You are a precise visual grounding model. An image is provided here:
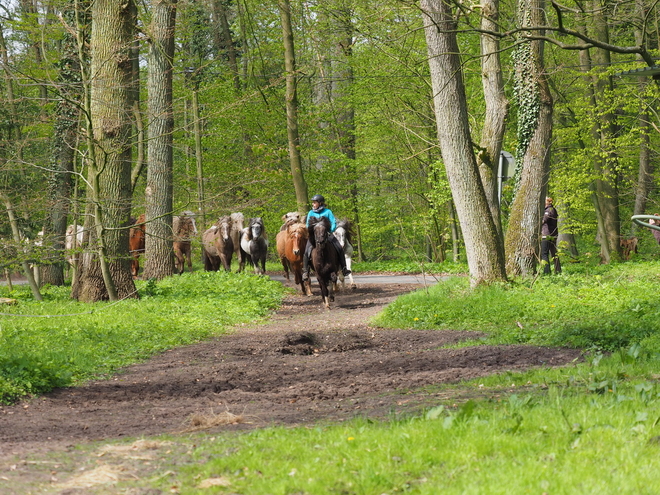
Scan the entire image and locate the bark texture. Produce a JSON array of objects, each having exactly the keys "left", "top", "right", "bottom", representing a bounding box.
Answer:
[
  {"left": 73, "top": 0, "right": 137, "bottom": 302},
  {"left": 504, "top": 0, "right": 553, "bottom": 277},
  {"left": 143, "top": 0, "right": 177, "bottom": 280},
  {"left": 421, "top": 0, "right": 506, "bottom": 285}
]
